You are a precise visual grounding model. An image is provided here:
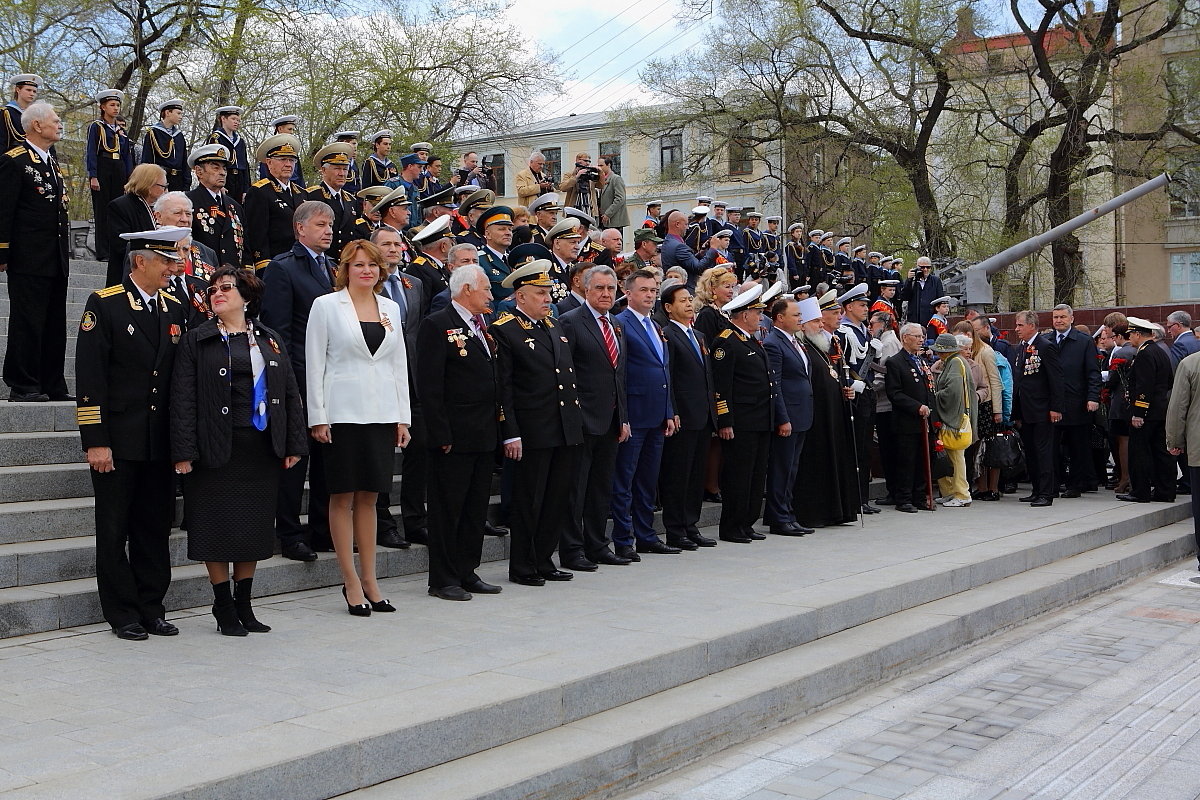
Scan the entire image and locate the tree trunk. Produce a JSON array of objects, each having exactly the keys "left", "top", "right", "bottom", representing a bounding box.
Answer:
[
  {"left": 1045, "top": 108, "right": 1090, "bottom": 305},
  {"left": 214, "top": 0, "right": 254, "bottom": 106},
  {"left": 899, "top": 152, "right": 954, "bottom": 258}
]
